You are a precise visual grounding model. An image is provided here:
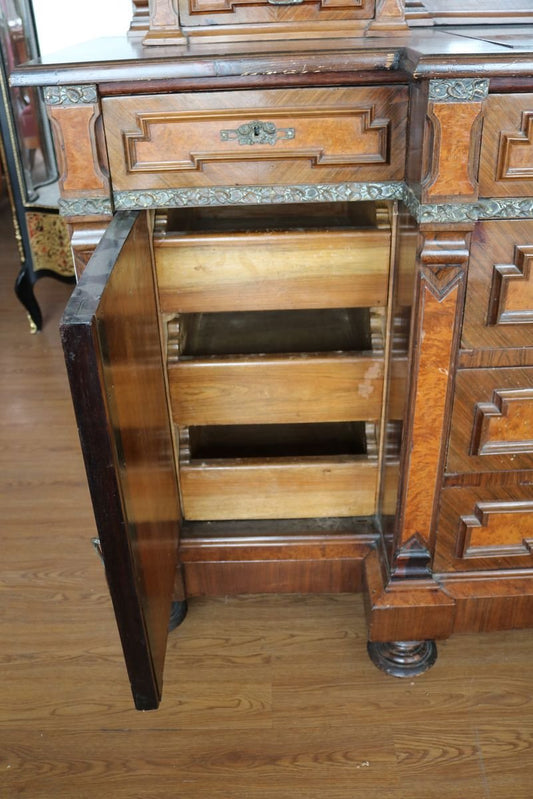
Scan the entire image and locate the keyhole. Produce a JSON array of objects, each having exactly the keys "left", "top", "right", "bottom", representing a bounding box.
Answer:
[{"left": 253, "top": 124, "right": 261, "bottom": 138}]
